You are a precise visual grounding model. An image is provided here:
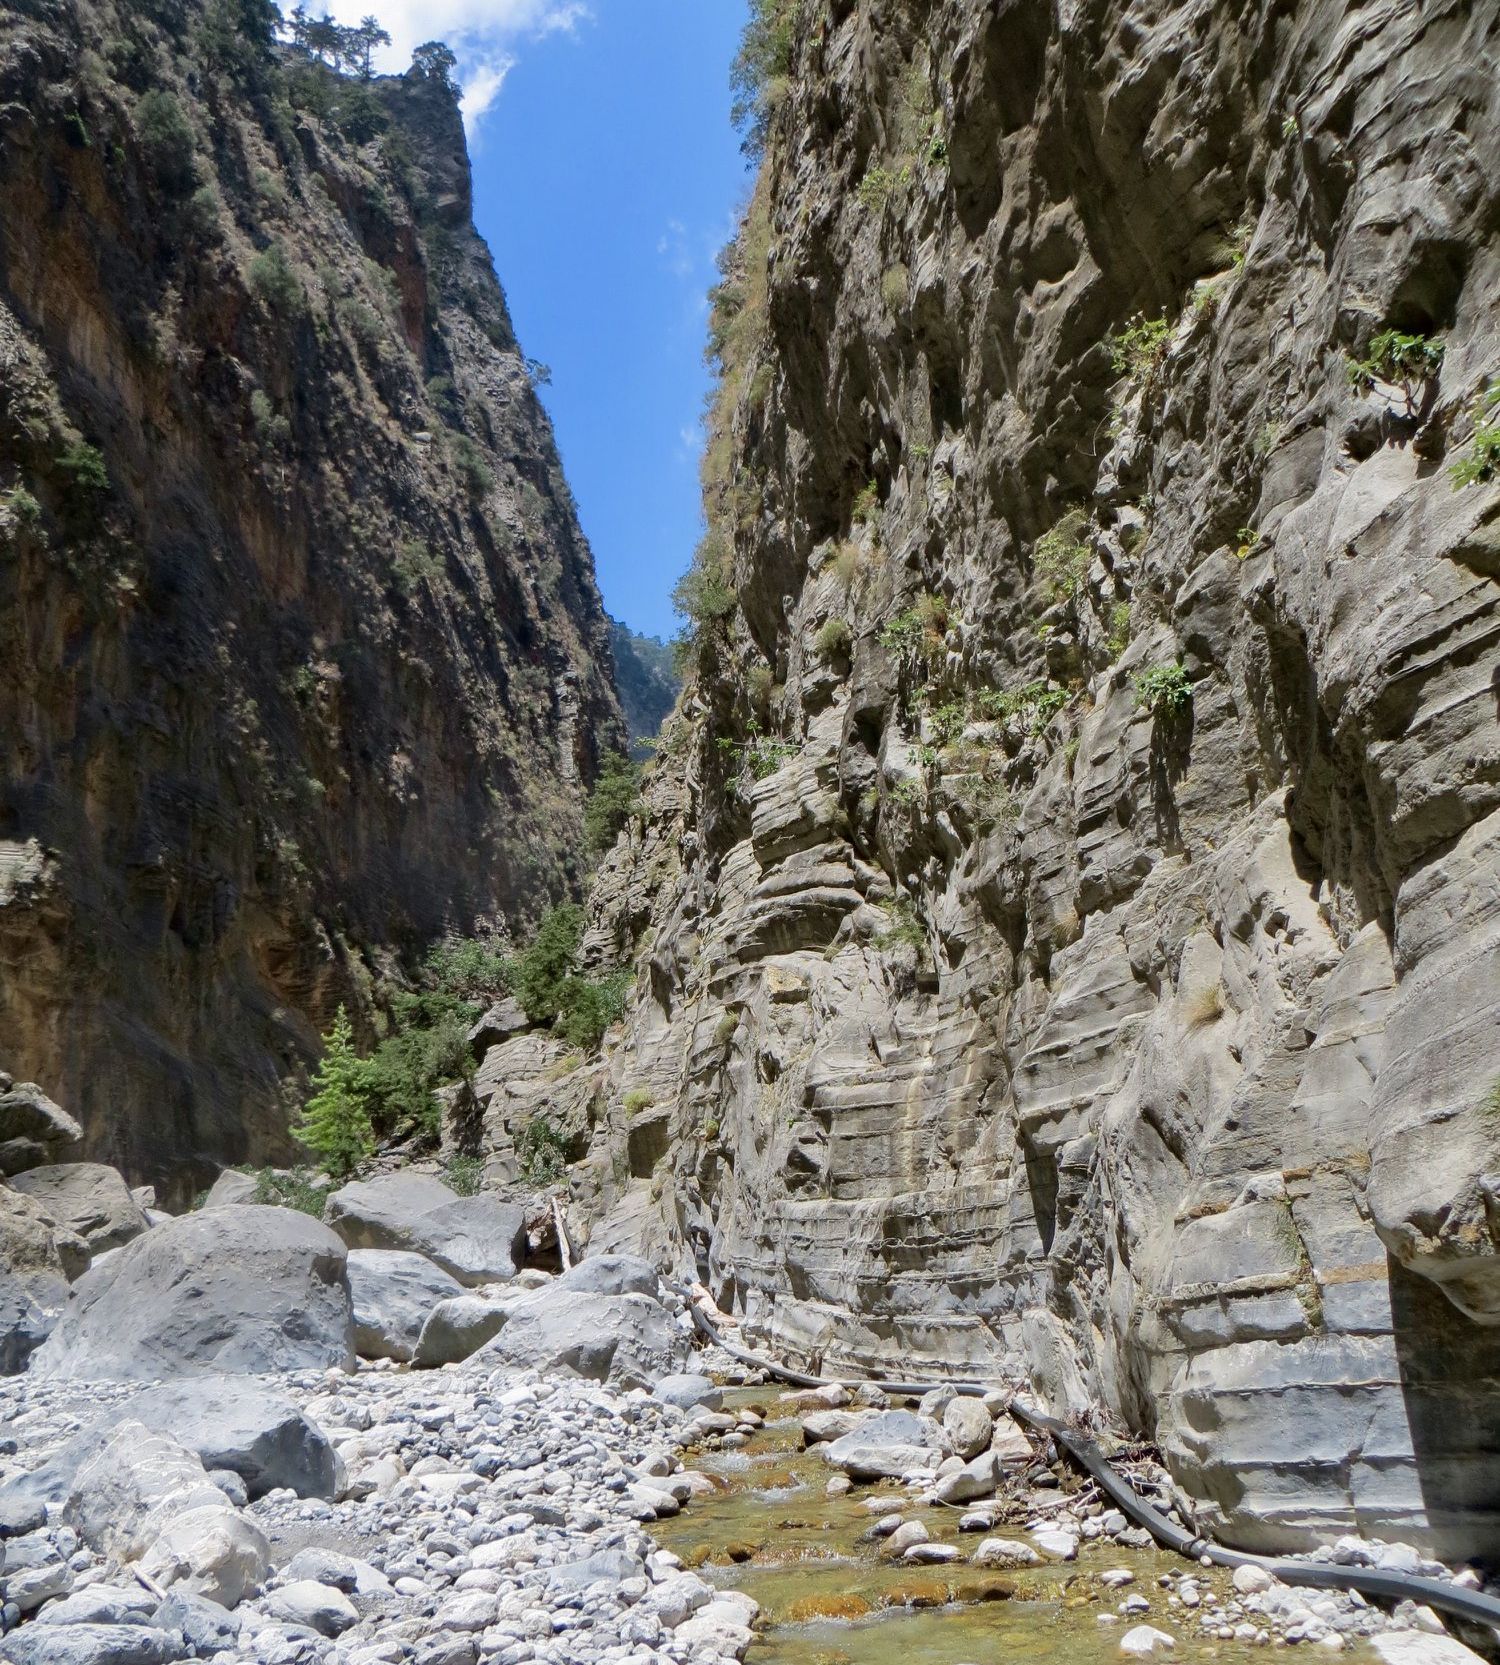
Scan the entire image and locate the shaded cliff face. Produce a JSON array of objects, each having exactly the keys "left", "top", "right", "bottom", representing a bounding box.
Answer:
[
  {"left": 0, "top": 1, "right": 622, "bottom": 1193},
  {"left": 466, "top": 0, "right": 1500, "bottom": 1558}
]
